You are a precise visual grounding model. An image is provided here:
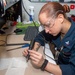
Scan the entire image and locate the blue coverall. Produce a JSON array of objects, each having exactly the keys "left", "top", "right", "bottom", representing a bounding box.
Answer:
[{"left": 34, "top": 18, "right": 75, "bottom": 75}]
